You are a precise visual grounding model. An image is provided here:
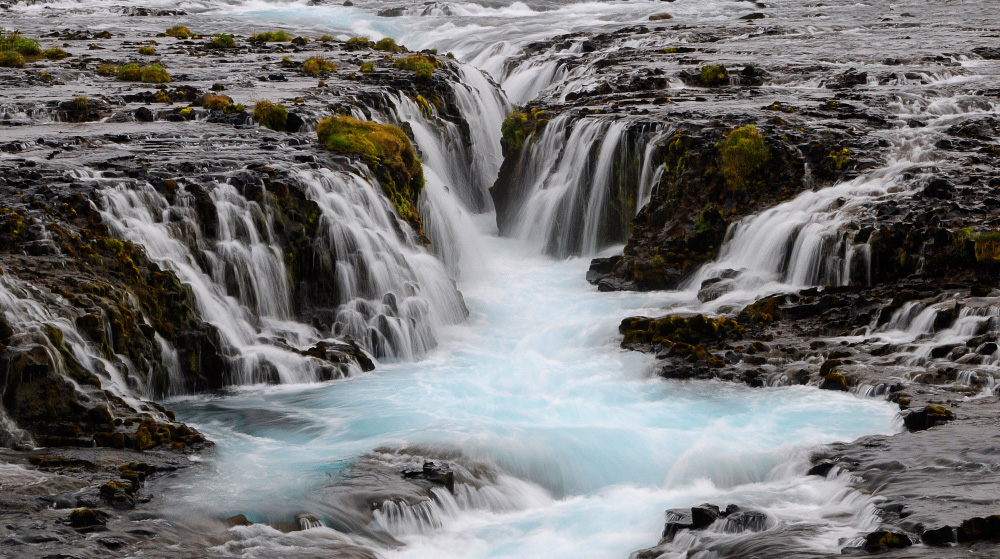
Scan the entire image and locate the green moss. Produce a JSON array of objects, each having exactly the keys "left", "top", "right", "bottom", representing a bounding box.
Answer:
[
  {"left": 718, "top": 125, "right": 770, "bottom": 191},
  {"left": 302, "top": 55, "right": 335, "bottom": 76},
  {"left": 952, "top": 227, "right": 974, "bottom": 252},
  {"left": 393, "top": 54, "right": 439, "bottom": 79},
  {"left": 203, "top": 93, "right": 233, "bottom": 112},
  {"left": 619, "top": 314, "right": 744, "bottom": 349},
  {"left": 318, "top": 34, "right": 334, "bottom": 42},
  {"left": 251, "top": 30, "right": 292, "bottom": 42},
  {"left": 649, "top": 254, "right": 665, "bottom": 267},
  {"left": 155, "top": 90, "right": 172, "bottom": 104},
  {"left": 316, "top": 116, "right": 424, "bottom": 230},
  {"left": 212, "top": 33, "right": 236, "bottom": 48},
  {"left": 345, "top": 36, "right": 372, "bottom": 50},
  {"left": 373, "top": 37, "right": 402, "bottom": 53},
  {"left": 0, "top": 31, "right": 41, "bottom": 57},
  {"left": 115, "top": 63, "right": 170, "bottom": 83},
  {"left": 164, "top": 25, "right": 192, "bottom": 39},
  {"left": 0, "top": 51, "right": 25, "bottom": 68},
  {"left": 97, "top": 63, "right": 116, "bottom": 76},
  {"left": 924, "top": 405, "right": 954, "bottom": 421},
  {"left": 699, "top": 65, "right": 729, "bottom": 86},
  {"left": 43, "top": 48, "right": 69, "bottom": 60},
  {"left": 138, "top": 46, "right": 155, "bottom": 55},
  {"left": 253, "top": 99, "right": 289, "bottom": 131},
  {"left": 73, "top": 96, "right": 88, "bottom": 110},
  {"left": 825, "top": 147, "right": 851, "bottom": 172},
  {"left": 500, "top": 108, "right": 548, "bottom": 158},
  {"left": 821, "top": 372, "right": 848, "bottom": 391},
  {"left": 359, "top": 61, "right": 374, "bottom": 72},
  {"left": 974, "top": 232, "right": 1000, "bottom": 264}
]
